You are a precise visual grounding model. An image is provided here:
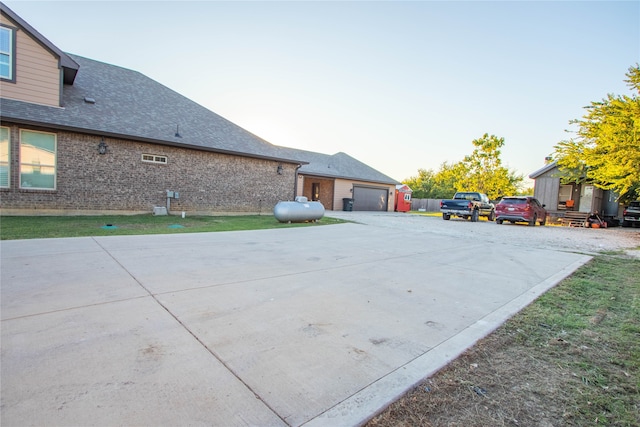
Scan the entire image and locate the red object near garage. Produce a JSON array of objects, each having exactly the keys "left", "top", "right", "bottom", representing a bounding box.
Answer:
[{"left": 395, "top": 184, "right": 412, "bottom": 212}]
